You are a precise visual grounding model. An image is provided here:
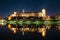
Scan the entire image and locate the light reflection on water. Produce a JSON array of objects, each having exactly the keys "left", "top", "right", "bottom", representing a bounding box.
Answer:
[
  {"left": 0, "top": 25, "right": 60, "bottom": 40},
  {"left": 0, "top": 25, "right": 60, "bottom": 36}
]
